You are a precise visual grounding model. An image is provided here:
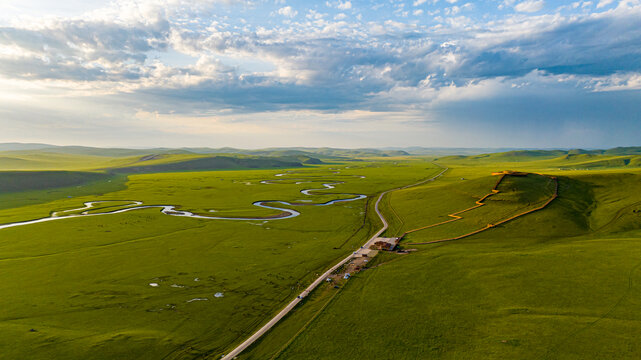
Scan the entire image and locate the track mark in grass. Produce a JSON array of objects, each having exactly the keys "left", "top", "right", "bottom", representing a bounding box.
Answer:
[
  {"left": 594, "top": 199, "right": 641, "bottom": 233},
  {"left": 543, "top": 257, "right": 641, "bottom": 360},
  {"left": 335, "top": 197, "right": 372, "bottom": 249},
  {"left": 385, "top": 191, "right": 405, "bottom": 234},
  {"left": 186, "top": 298, "right": 209, "bottom": 303},
  {"left": 269, "top": 287, "right": 343, "bottom": 360},
  {"left": 0, "top": 224, "right": 209, "bottom": 262},
  {"left": 366, "top": 251, "right": 413, "bottom": 270}
]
